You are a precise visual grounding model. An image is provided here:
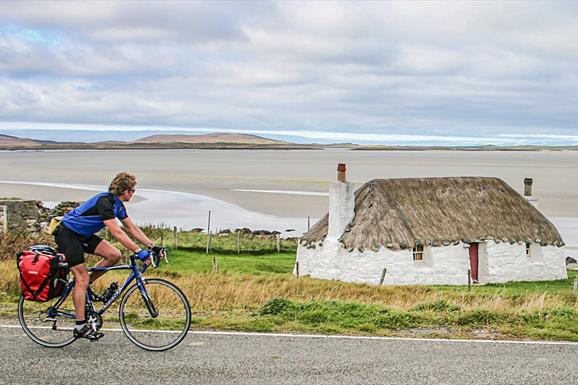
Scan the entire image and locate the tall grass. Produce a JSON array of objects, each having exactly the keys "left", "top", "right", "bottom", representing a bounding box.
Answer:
[
  {"left": 155, "top": 272, "right": 578, "bottom": 313},
  {"left": 3, "top": 260, "right": 575, "bottom": 314},
  {"left": 0, "top": 232, "right": 55, "bottom": 261},
  {"left": 2, "top": 227, "right": 577, "bottom": 341}
]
